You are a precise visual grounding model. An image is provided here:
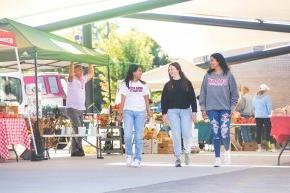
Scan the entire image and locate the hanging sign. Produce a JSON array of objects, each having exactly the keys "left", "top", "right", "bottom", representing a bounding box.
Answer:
[{"left": 0, "top": 30, "right": 16, "bottom": 47}]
